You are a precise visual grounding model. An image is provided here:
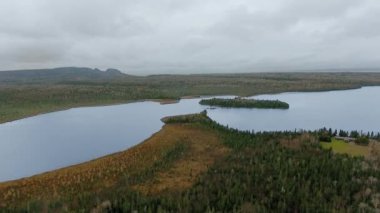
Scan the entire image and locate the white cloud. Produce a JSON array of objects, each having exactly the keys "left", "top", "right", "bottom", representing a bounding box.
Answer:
[{"left": 0, "top": 0, "right": 379, "bottom": 74}]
